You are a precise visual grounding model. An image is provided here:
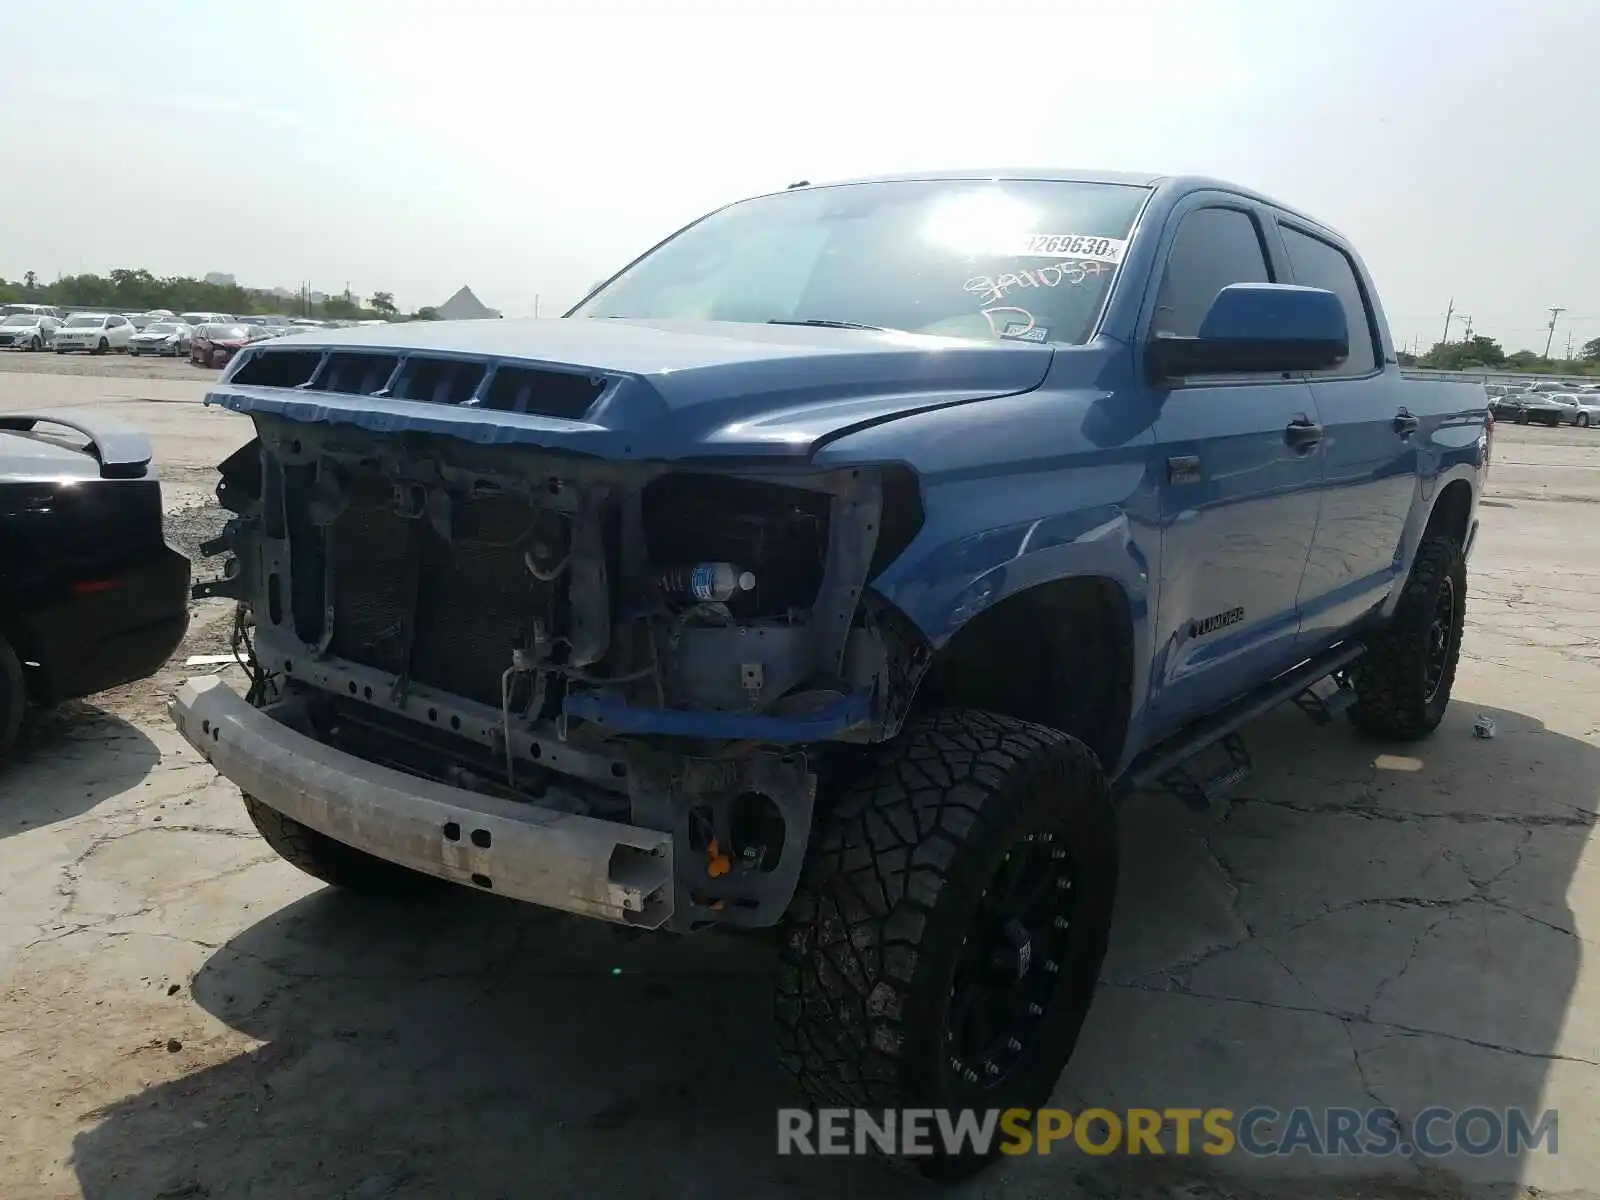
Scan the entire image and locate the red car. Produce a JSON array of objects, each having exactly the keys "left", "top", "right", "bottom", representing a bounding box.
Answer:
[{"left": 190, "top": 323, "right": 264, "bottom": 368}]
